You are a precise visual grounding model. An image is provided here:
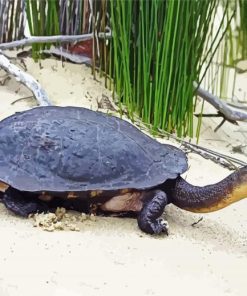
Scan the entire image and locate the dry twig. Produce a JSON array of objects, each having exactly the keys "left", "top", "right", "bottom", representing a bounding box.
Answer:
[
  {"left": 129, "top": 113, "right": 247, "bottom": 169},
  {"left": 194, "top": 82, "right": 247, "bottom": 123},
  {"left": 0, "top": 51, "right": 51, "bottom": 106},
  {"left": 191, "top": 217, "right": 204, "bottom": 227},
  {"left": 0, "top": 32, "right": 111, "bottom": 50}
]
